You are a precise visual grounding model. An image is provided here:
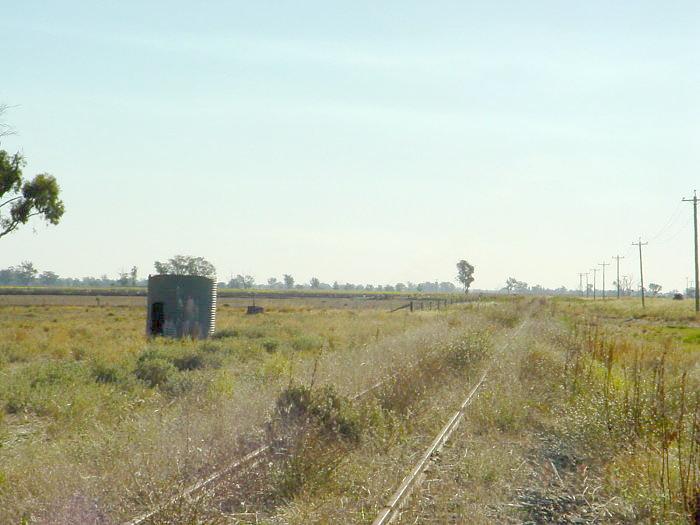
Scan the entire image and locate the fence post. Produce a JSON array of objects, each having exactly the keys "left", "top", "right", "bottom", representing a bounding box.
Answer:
[{"left": 410, "top": 301, "right": 413, "bottom": 312}]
